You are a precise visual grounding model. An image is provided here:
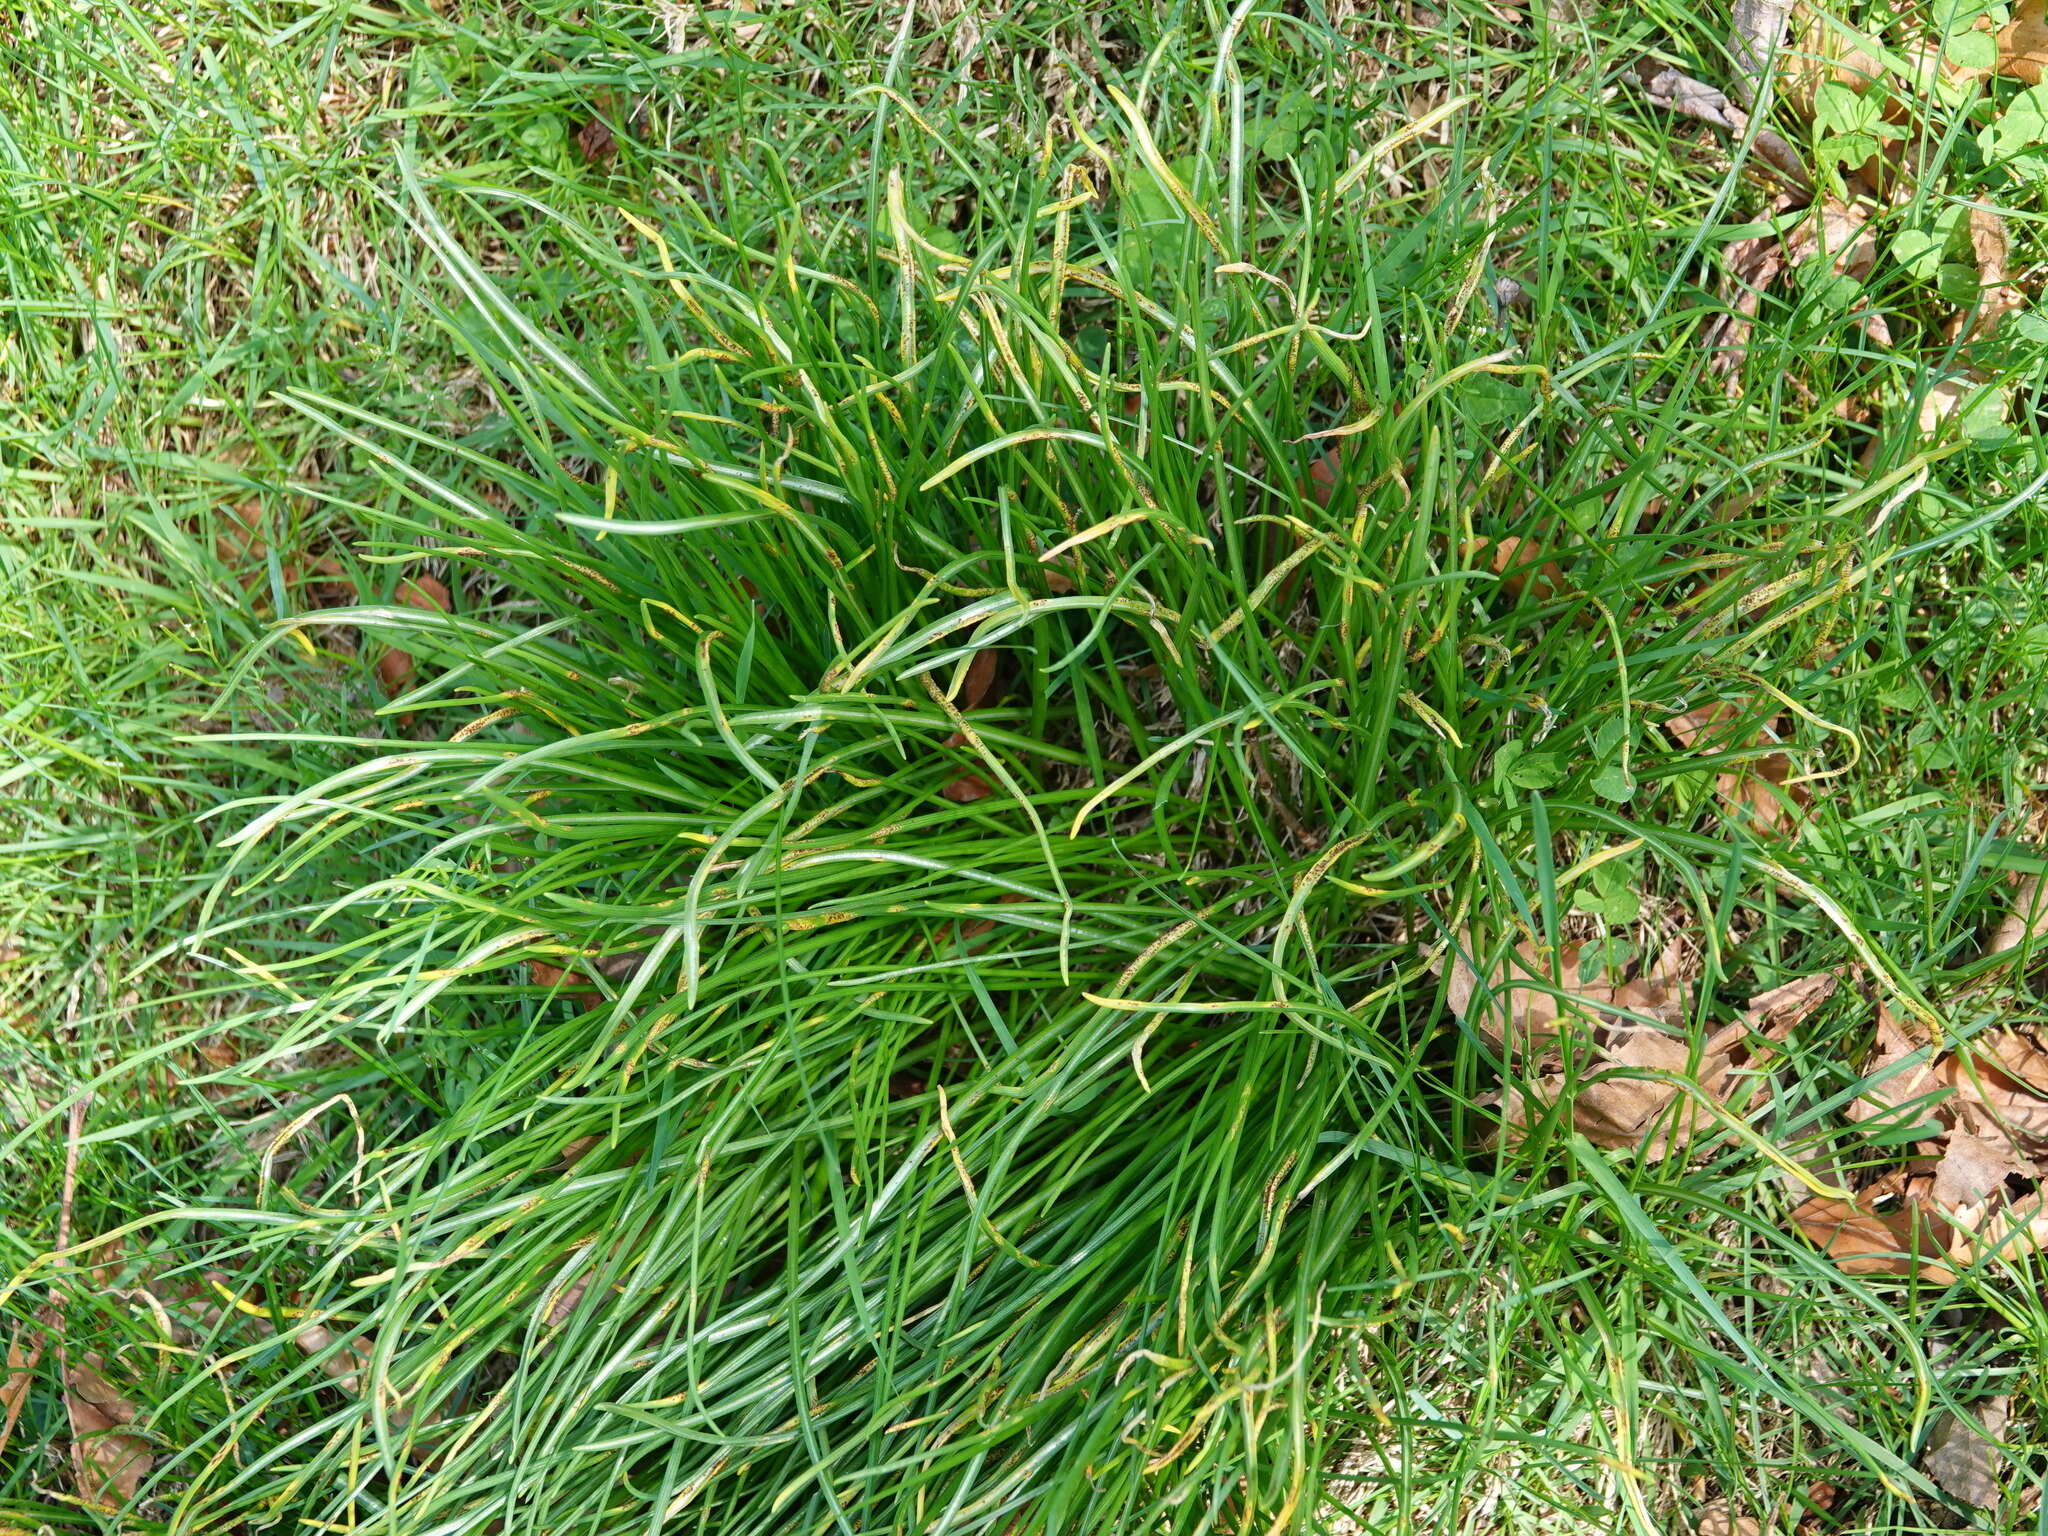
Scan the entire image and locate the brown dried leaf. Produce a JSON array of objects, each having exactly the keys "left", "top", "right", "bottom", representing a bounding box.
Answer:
[
  {"left": 545, "top": 1271, "right": 593, "bottom": 1328},
  {"left": 1637, "top": 63, "right": 1810, "bottom": 187},
  {"left": 529, "top": 959, "right": 604, "bottom": 1013},
  {"left": 1717, "top": 751, "right": 1808, "bottom": 836},
  {"left": 1919, "top": 375, "right": 1968, "bottom": 434},
  {"left": 1793, "top": 1480, "right": 1840, "bottom": 1536},
  {"left": 1950, "top": 1190, "right": 2048, "bottom": 1265},
  {"left": 1950, "top": 208, "right": 2027, "bottom": 346},
  {"left": 1922, "top": 1397, "right": 2010, "bottom": 1509},
  {"left": 215, "top": 498, "right": 268, "bottom": 571},
  {"left": 940, "top": 890, "right": 1032, "bottom": 952},
  {"left": 1471, "top": 948, "right": 1828, "bottom": 1156},
  {"left": 1696, "top": 1499, "right": 1764, "bottom": 1536},
  {"left": 214, "top": 501, "right": 353, "bottom": 601},
  {"left": 1466, "top": 535, "right": 1565, "bottom": 602},
  {"left": 1447, "top": 939, "right": 1569, "bottom": 1052},
  {"left": 1940, "top": 1030, "right": 2048, "bottom": 1148},
  {"left": 1705, "top": 200, "right": 1799, "bottom": 386},
  {"left": 66, "top": 1358, "right": 136, "bottom": 1421},
  {"left": 1306, "top": 450, "right": 1342, "bottom": 507},
  {"left": 293, "top": 1322, "right": 436, "bottom": 1431},
  {"left": 296, "top": 1323, "right": 372, "bottom": 1397},
  {"left": 1729, "top": 0, "right": 1797, "bottom": 109},
  {"left": 1564, "top": 1023, "right": 1707, "bottom": 1151},
  {"left": 1919, "top": 372, "right": 2006, "bottom": 437},
  {"left": 1665, "top": 702, "right": 1809, "bottom": 834},
  {"left": 530, "top": 942, "right": 647, "bottom": 1012},
  {"left": 1845, "top": 1004, "right": 1949, "bottom": 1128},
  {"left": 1547, "top": 971, "right": 1815, "bottom": 1155},
  {"left": 1817, "top": 198, "right": 1881, "bottom": 282},
  {"left": 1663, "top": 701, "right": 1746, "bottom": 750},
  {"left": 1743, "top": 971, "right": 1837, "bottom": 1032},
  {"left": 1999, "top": 0, "right": 2048, "bottom": 82},
  {"left": 1988, "top": 875, "right": 2048, "bottom": 958},
  {"left": 955, "top": 648, "right": 998, "bottom": 711},
  {"left": 65, "top": 1355, "right": 151, "bottom": 1506},
  {"left": 1931, "top": 1130, "right": 2025, "bottom": 1213},
  {"left": 0, "top": 1330, "right": 36, "bottom": 1464},
  {"left": 941, "top": 774, "right": 994, "bottom": 804},
  {"left": 576, "top": 114, "right": 616, "bottom": 164},
  {"left": 1790, "top": 1189, "right": 1955, "bottom": 1282},
  {"left": 377, "top": 573, "right": 453, "bottom": 697},
  {"left": 195, "top": 1032, "right": 240, "bottom": 1071}
]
